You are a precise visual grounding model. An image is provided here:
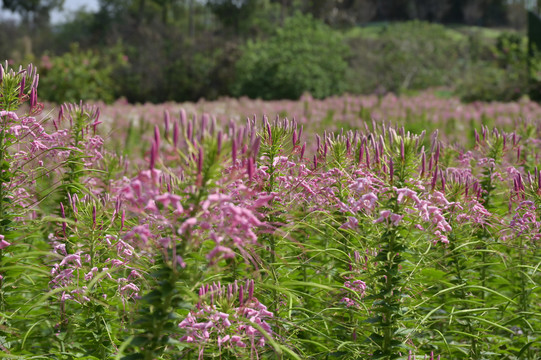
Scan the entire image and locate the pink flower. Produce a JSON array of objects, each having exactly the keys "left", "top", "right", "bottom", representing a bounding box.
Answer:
[
  {"left": 374, "top": 210, "right": 391, "bottom": 224},
  {"left": 390, "top": 213, "right": 403, "bottom": 226},
  {"left": 206, "top": 245, "right": 236, "bottom": 262},
  {"left": 0, "top": 235, "right": 10, "bottom": 250},
  {"left": 60, "top": 253, "right": 82, "bottom": 268},
  {"left": 340, "top": 216, "right": 358, "bottom": 230}
]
